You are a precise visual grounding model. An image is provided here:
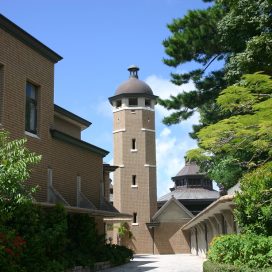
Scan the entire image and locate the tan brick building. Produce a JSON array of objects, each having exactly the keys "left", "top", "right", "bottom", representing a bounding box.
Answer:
[
  {"left": 109, "top": 66, "right": 158, "bottom": 253},
  {"left": 0, "top": 14, "right": 128, "bottom": 234}
]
